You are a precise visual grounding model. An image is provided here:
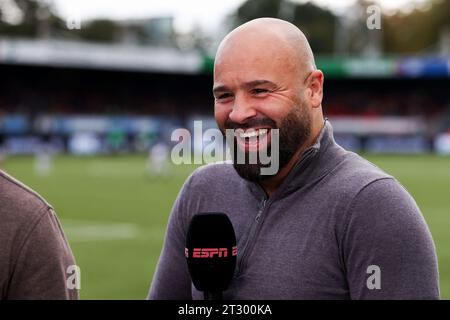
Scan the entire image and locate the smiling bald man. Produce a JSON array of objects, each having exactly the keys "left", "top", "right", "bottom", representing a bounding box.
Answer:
[{"left": 148, "top": 18, "right": 439, "bottom": 300}]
